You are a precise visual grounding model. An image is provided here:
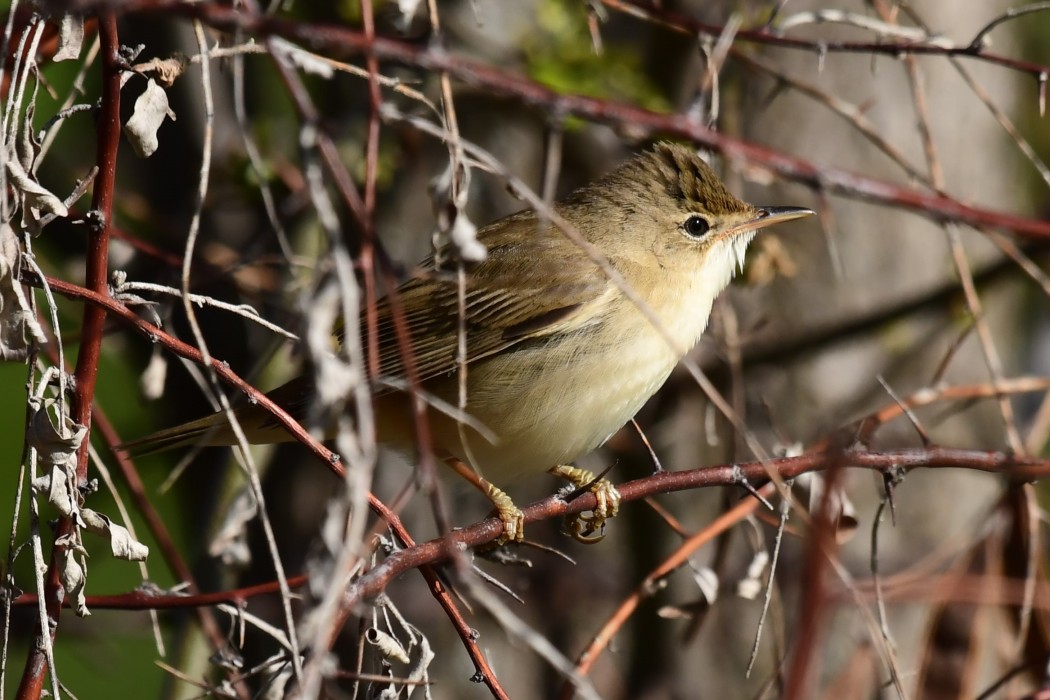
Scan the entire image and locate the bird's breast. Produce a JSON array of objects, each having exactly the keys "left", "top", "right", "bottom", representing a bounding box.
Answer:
[{"left": 439, "top": 298, "right": 710, "bottom": 483}]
